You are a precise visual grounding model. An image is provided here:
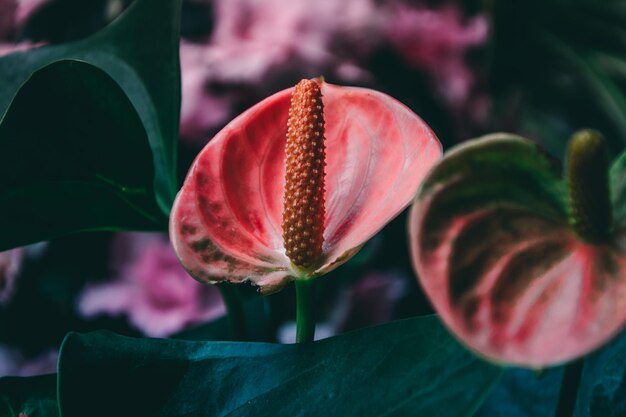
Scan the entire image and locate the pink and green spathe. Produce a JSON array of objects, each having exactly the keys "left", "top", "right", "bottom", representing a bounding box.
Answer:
[{"left": 409, "top": 131, "right": 626, "bottom": 367}]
